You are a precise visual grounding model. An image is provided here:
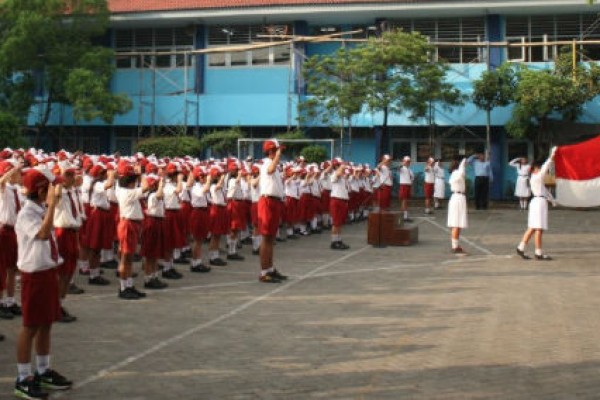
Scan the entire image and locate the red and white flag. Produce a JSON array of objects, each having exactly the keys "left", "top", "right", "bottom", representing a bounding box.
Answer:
[{"left": 555, "top": 135, "right": 600, "bottom": 207}]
